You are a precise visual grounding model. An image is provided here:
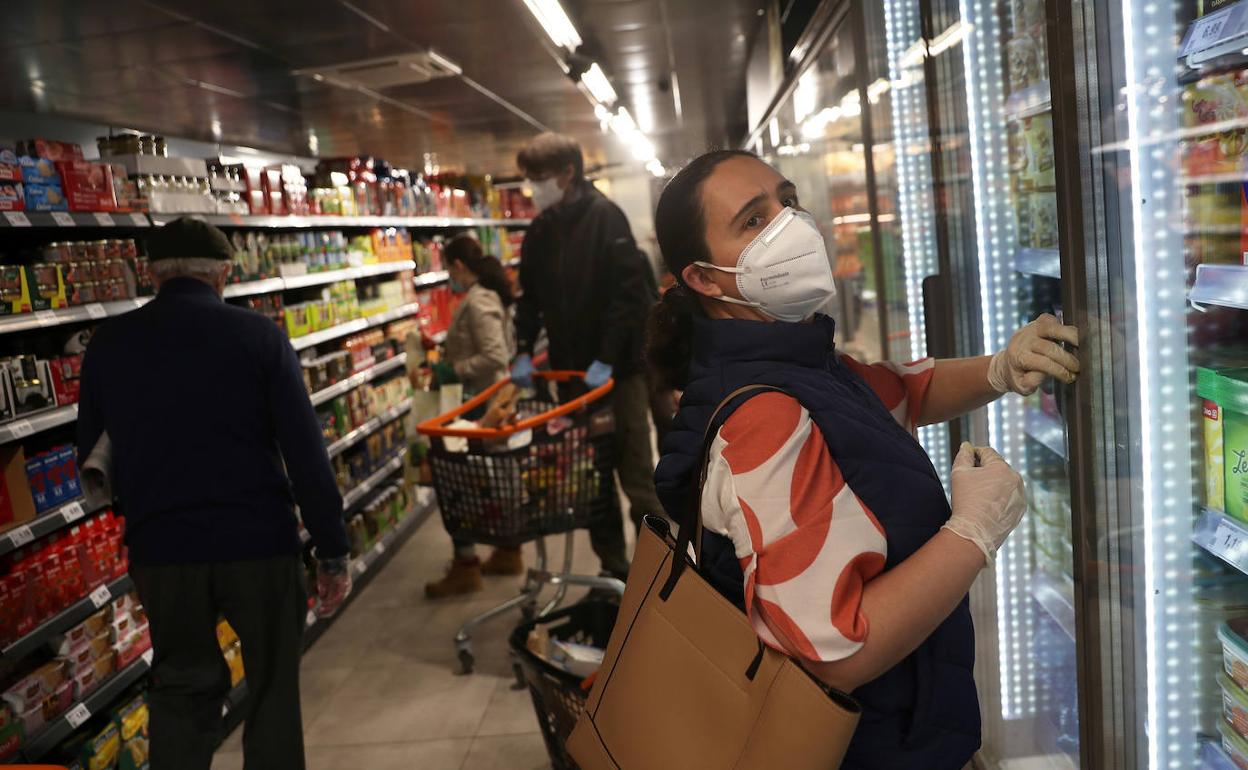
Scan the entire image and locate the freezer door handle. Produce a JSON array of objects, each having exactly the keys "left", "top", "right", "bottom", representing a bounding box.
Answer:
[{"left": 922, "top": 274, "right": 952, "bottom": 360}]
